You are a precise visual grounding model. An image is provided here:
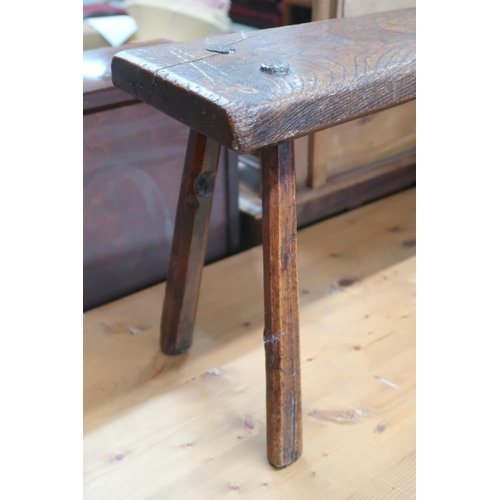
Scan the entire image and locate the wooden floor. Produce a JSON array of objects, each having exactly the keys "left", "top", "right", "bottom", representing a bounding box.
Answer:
[{"left": 84, "top": 188, "right": 416, "bottom": 499}]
